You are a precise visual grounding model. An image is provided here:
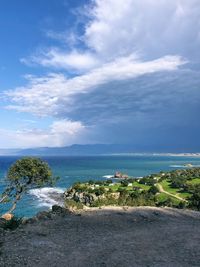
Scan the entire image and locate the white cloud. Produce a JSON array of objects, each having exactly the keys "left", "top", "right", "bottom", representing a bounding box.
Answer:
[
  {"left": 51, "top": 119, "right": 85, "bottom": 135},
  {"left": 0, "top": 119, "right": 87, "bottom": 148},
  {"left": 21, "top": 0, "right": 200, "bottom": 70},
  {"left": 5, "top": 55, "right": 185, "bottom": 116},
  {"left": 21, "top": 49, "right": 100, "bottom": 71},
  {"left": 85, "top": 0, "right": 200, "bottom": 60},
  {"left": 3, "top": 0, "right": 200, "bottom": 148}
]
